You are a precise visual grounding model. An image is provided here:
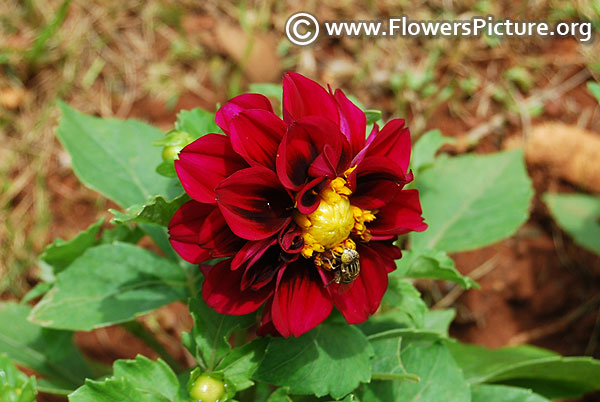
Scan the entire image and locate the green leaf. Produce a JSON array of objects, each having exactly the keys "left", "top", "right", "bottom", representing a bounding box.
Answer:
[
  {"left": 139, "top": 223, "right": 180, "bottom": 261},
  {"left": 0, "top": 302, "right": 94, "bottom": 393},
  {"left": 364, "top": 110, "right": 382, "bottom": 125},
  {"left": 470, "top": 384, "right": 550, "bottom": 402},
  {"left": 410, "top": 129, "right": 455, "bottom": 173},
  {"left": 56, "top": 102, "right": 179, "bottom": 208},
  {"left": 99, "top": 224, "right": 144, "bottom": 245},
  {"left": 446, "top": 342, "right": 556, "bottom": 383},
  {"left": 383, "top": 280, "right": 427, "bottom": 328},
  {"left": 69, "top": 355, "right": 181, "bottom": 402},
  {"left": 21, "top": 282, "right": 54, "bottom": 304},
  {"left": 359, "top": 280, "right": 427, "bottom": 335},
  {"left": 411, "top": 150, "right": 533, "bottom": 252},
  {"left": 110, "top": 194, "right": 189, "bottom": 227},
  {"left": 29, "top": 243, "right": 190, "bottom": 331},
  {"left": 255, "top": 323, "right": 373, "bottom": 399},
  {"left": 155, "top": 160, "right": 177, "bottom": 178},
  {"left": 186, "top": 296, "right": 256, "bottom": 371},
  {"left": 248, "top": 83, "right": 283, "bottom": 103},
  {"left": 215, "top": 339, "right": 268, "bottom": 391},
  {"left": 175, "top": 108, "right": 221, "bottom": 138},
  {"left": 0, "top": 354, "right": 37, "bottom": 402},
  {"left": 447, "top": 342, "right": 600, "bottom": 399},
  {"left": 325, "top": 395, "right": 358, "bottom": 402},
  {"left": 266, "top": 387, "right": 292, "bottom": 402},
  {"left": 39, "top": 218, "right": 103, "bottom": 277},
  {"left": 395, "top": 249, "right": 478, "bottom": 289},
  {"left": 586, "top": 81, "right": 600, "bottom": 104},
  {"left": 360, "top": 330, "right": 470, "bottom": 402},
  {"left": 543, "top": 193, "right": 600, "bottom": 255},
  {"left": 423, "top": 309, "right": 456, "bottom": 337}
]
